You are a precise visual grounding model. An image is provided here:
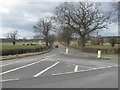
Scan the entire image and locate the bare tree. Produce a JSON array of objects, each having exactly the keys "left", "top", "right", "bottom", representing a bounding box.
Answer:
[
  {"left": 58, "top": 26, "right": 72, "bottom": 46},
  {"left": 5, "top": 30, "right": 18, "bottom": 45},
  {"left": 111, "top": 2, "right": 118, "bottom": 12},
  {"left": 109, "top": 2, "right": 118, "bottom": 21},
  {"left": 33, "top": 17, "right": 53, "bottom": 46},
  {"left": 55, "top": 2, "right": 111, "bottom": 50},
  {"left": 109, "top": 37, "right": 117, "bottom": 47}
]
